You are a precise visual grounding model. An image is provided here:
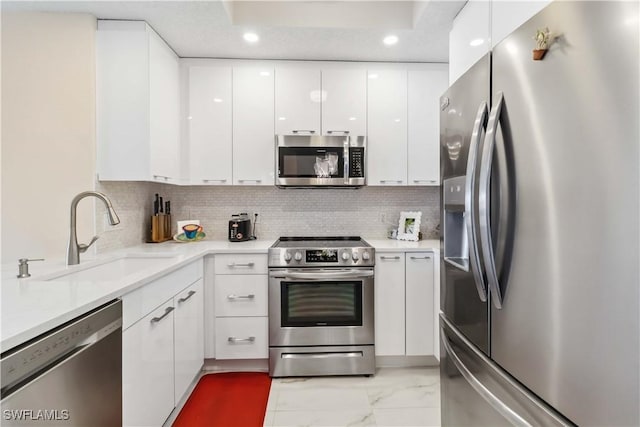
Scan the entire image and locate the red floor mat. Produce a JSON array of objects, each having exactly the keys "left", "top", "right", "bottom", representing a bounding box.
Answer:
[{"left": 173, "top": 372, "right": 272, "bottom": 427}]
